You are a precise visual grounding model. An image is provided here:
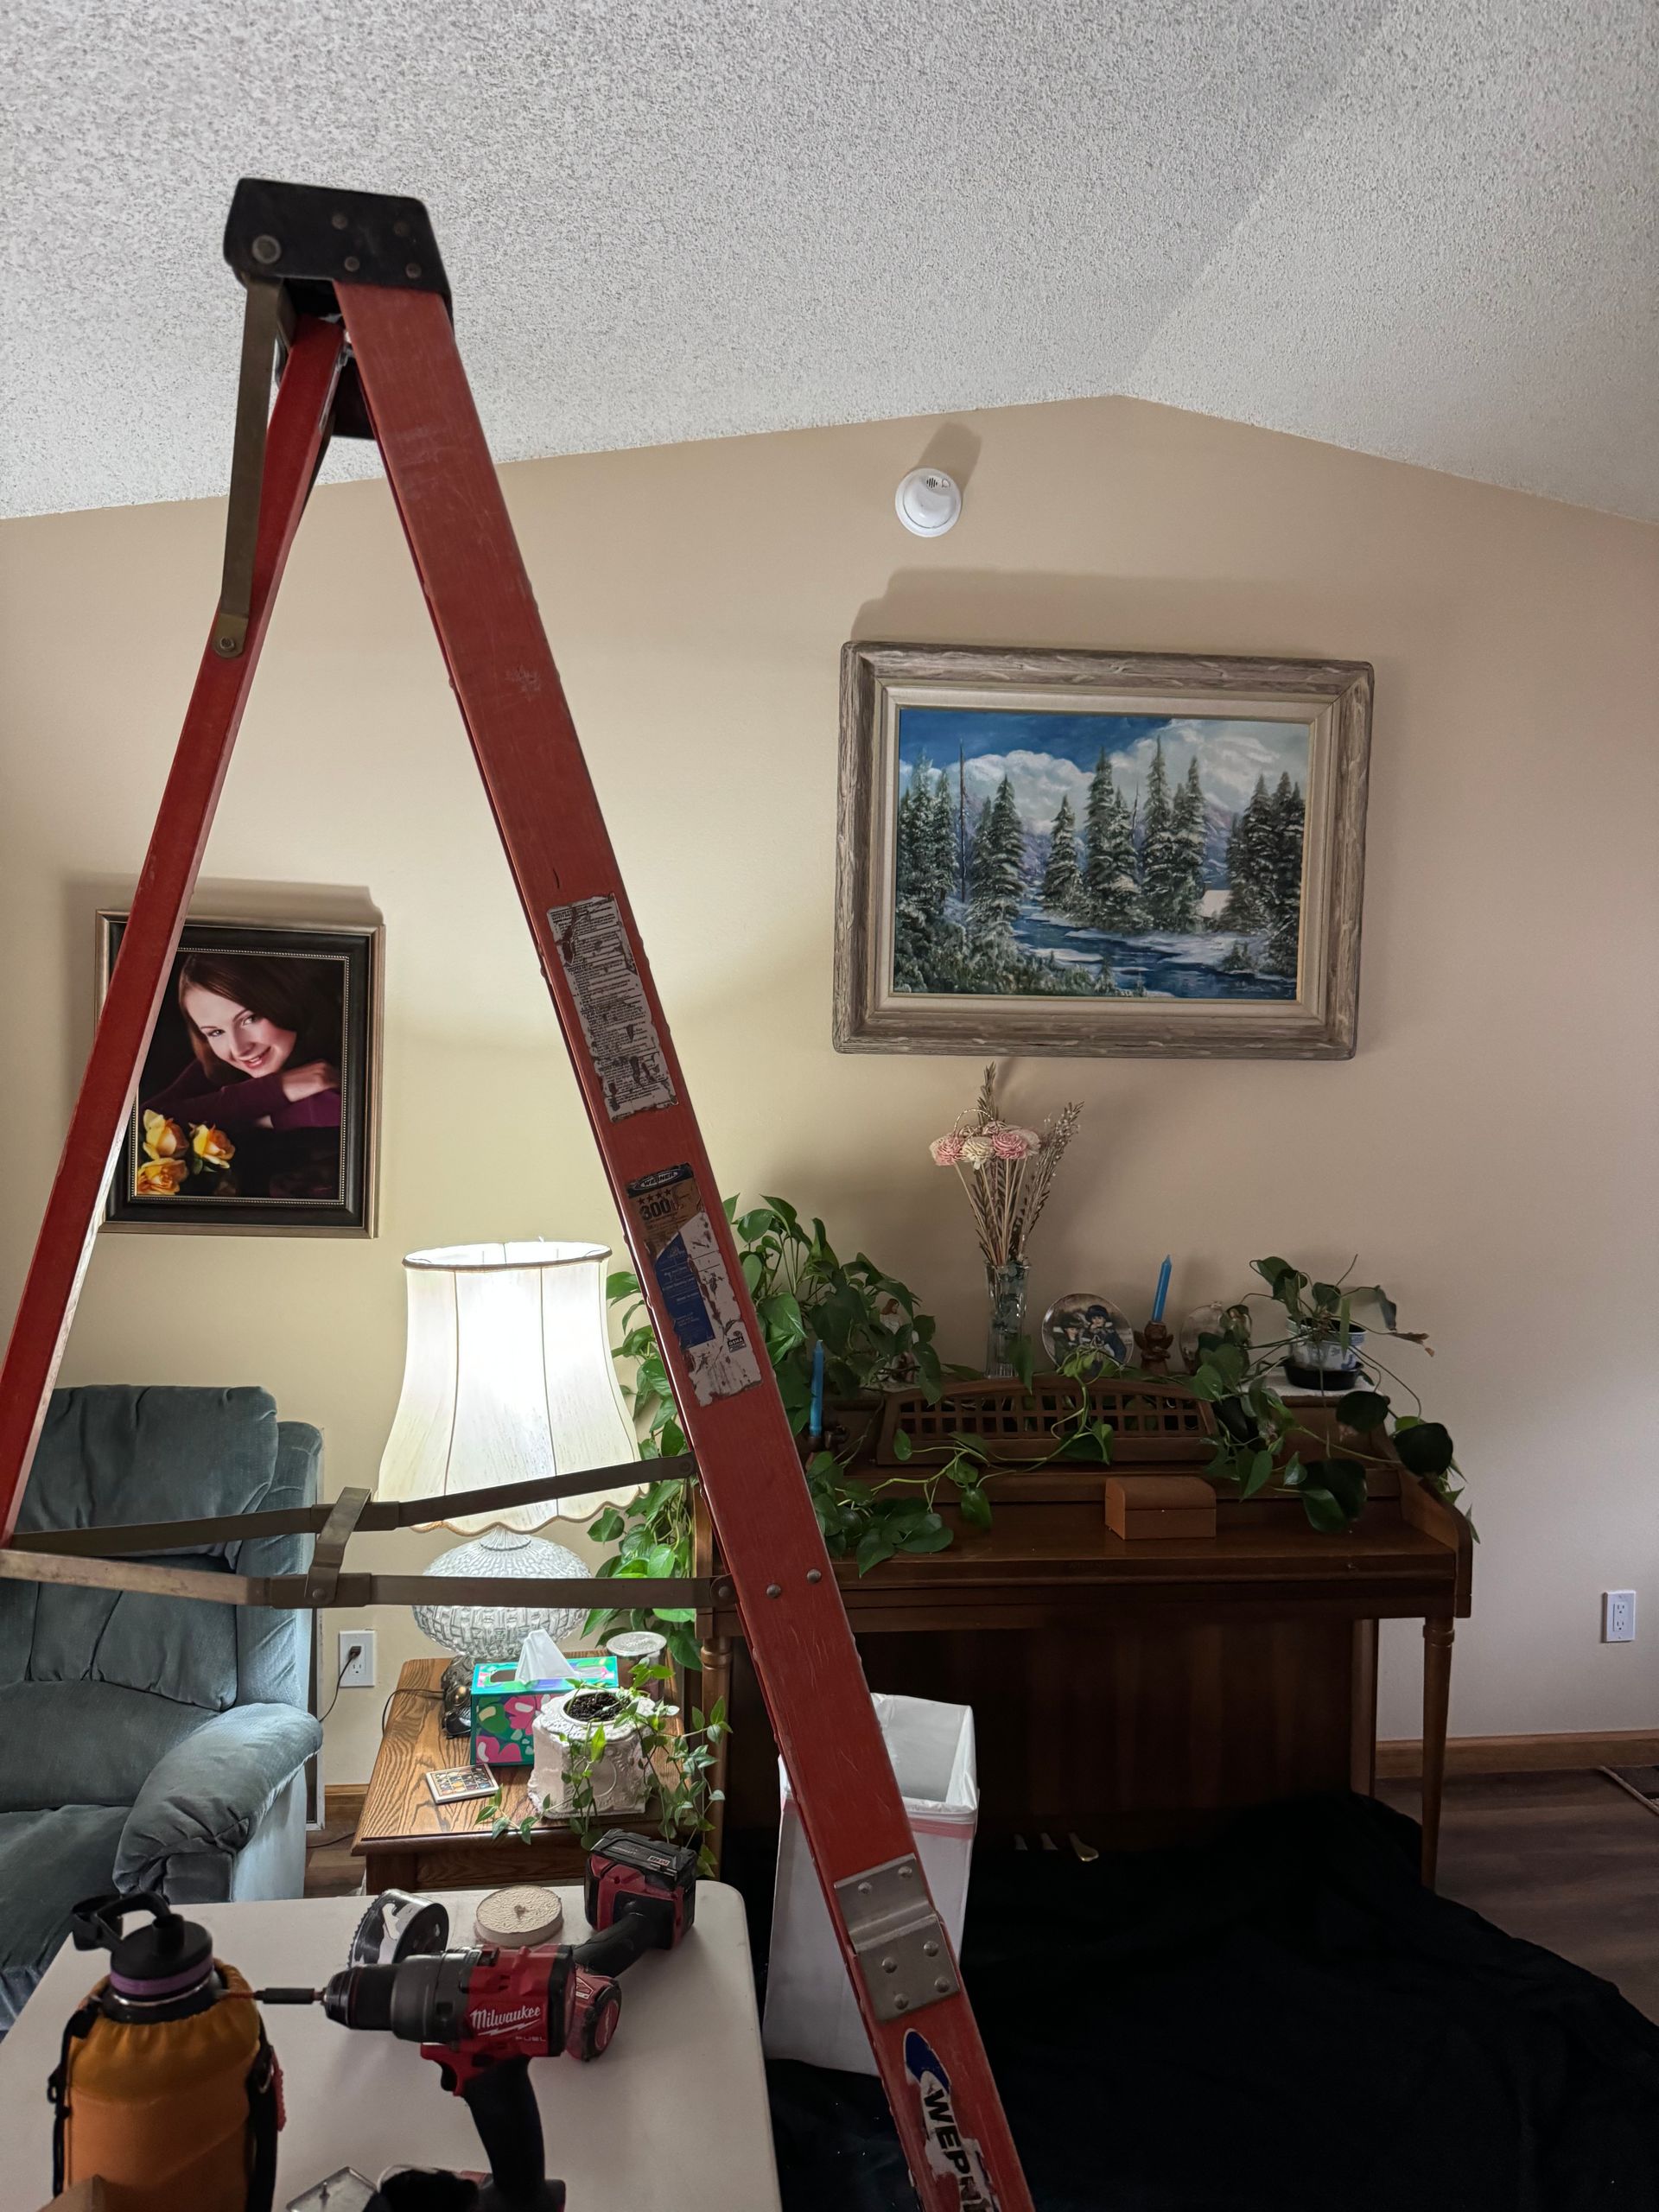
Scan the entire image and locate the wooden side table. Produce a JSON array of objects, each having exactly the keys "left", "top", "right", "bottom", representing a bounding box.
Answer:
[{"left": 353, "top": 1657, "right": 657, "bottom": 1891}]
